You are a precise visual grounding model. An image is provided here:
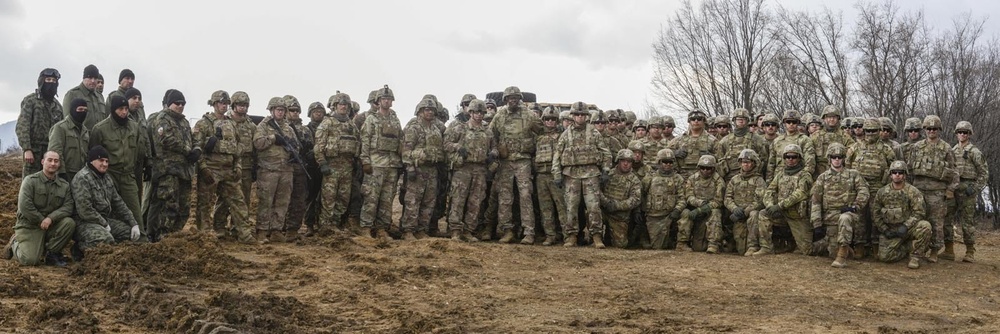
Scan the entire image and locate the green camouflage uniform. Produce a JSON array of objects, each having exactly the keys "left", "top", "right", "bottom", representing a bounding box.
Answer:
[
  {"left": 811, "top": 127, "right": 855, "bottom": 178},
  {"left": 90, "top": 114, "right": 149, "bottom": 240},
  {"left": 639, "top": 136, "right": 668, "bottom": 167},
  {"left": 766, "top": 133, "right": 815, "bottom": 184},
  {"left": 533, "top": 126, "right": 565, "bottom": 239},
  {"left": 193, "top": 112, "right": 253, "bottom": 242},
  {"left": 254, "top": 116, "right": 297, "bottom": 233},
  {"left": 951, "top": 139, "right": 988, "bottom": 246},
  {"left": 907, "top": 138, "right": 958, "bottom": 252},
  {"left": 12, "top": 172, "right": 76, "bottom": 266},
  {"left": 489, "top": 104, "right": 543, "bottom": 237},
  {"left": 715, "top": 129, "right": 767, "bottom": 181},
  {"left": 677, "top": 169, "right": 724, "bottom": 251},
  {"left": 643, "top": 167, "right": 686, "bottom": 249},
  {"left": 401, "top": 114, "right": 445, "bottom": 234},
  {"left": 147, "top": 108, "right": 195, "bottom": 238},
  {"left": 284, "top": 117, "right": 314, "bottom": 235},
  {"left": 315, "top": 114, "right": 360, "bottom": 229},
  {"left": 872, "top": 182, "right": 932, "bottom": 263},
  {"left": 359, "top": 109, "right": 403, "bottom": 230},
  {"left": 72, "top": 166, "right": 137, "bottom": 250},
  {"left": 666, "top": 133, "right": 717, "bottom": 179},
  {"left": 725, "top": 169, "right": 765, "bottom": 254},
  {"left": 759, "top": 165, "right": 813, "bottom": 254},
  {"left": 553, "top": 123, "right": 612, "bottom": 239},
  {"left": 47, "top": 118, "right": 89, "bottom": 182},
  {"left": 17, "top": 92, "right": 63, "bottom": 176},
  {"left": 63, "top": 83, "right": 106, "bottom": 130},
  {"left": 213, "top": 114, "right": 257, "bottom": 230},
  {"left": 601, "top": 165, "right": 642, "bottom": 248},
  {"left": 810, "top": 167, "right": 869, "bottom": 256},
  {"left": 445, "top": 120, "right": 494, "bottom": 234},
  {"left": 846, "top": 131, "right": 895, "bottom": 250}
]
